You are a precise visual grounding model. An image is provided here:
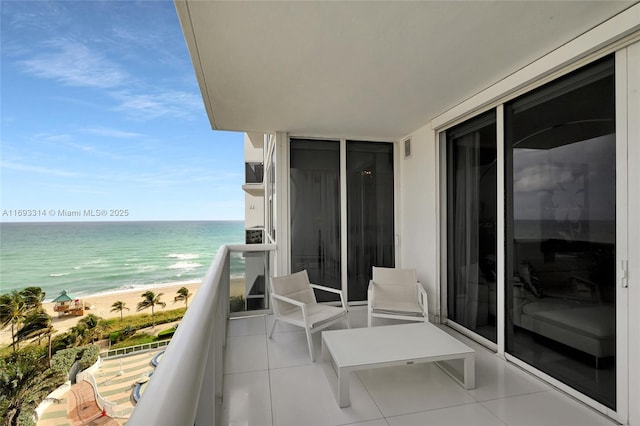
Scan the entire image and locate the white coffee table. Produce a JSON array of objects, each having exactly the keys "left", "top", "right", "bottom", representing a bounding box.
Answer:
[{"left": 321, "top": 322, "right": 475, "bottom": 407}]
